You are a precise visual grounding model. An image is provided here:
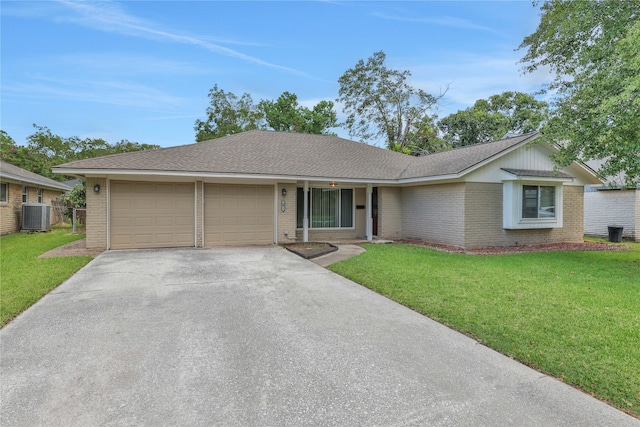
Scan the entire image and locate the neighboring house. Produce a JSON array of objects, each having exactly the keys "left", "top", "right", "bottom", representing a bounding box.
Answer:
[
  {"left": 581, "top": 159, "right": 639, "bottom": 242},
  {"left": 0, "top": 160, "right": 72, "bottom": 235},
  {"left": 53, "top": 130, "right": 600, "bottom": 251},
  {"left": 63, "top": 179, "right": 83, "bottom": 191},
  {"left": 584, "top": 185, "right": 639, "bottom": 242}
]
